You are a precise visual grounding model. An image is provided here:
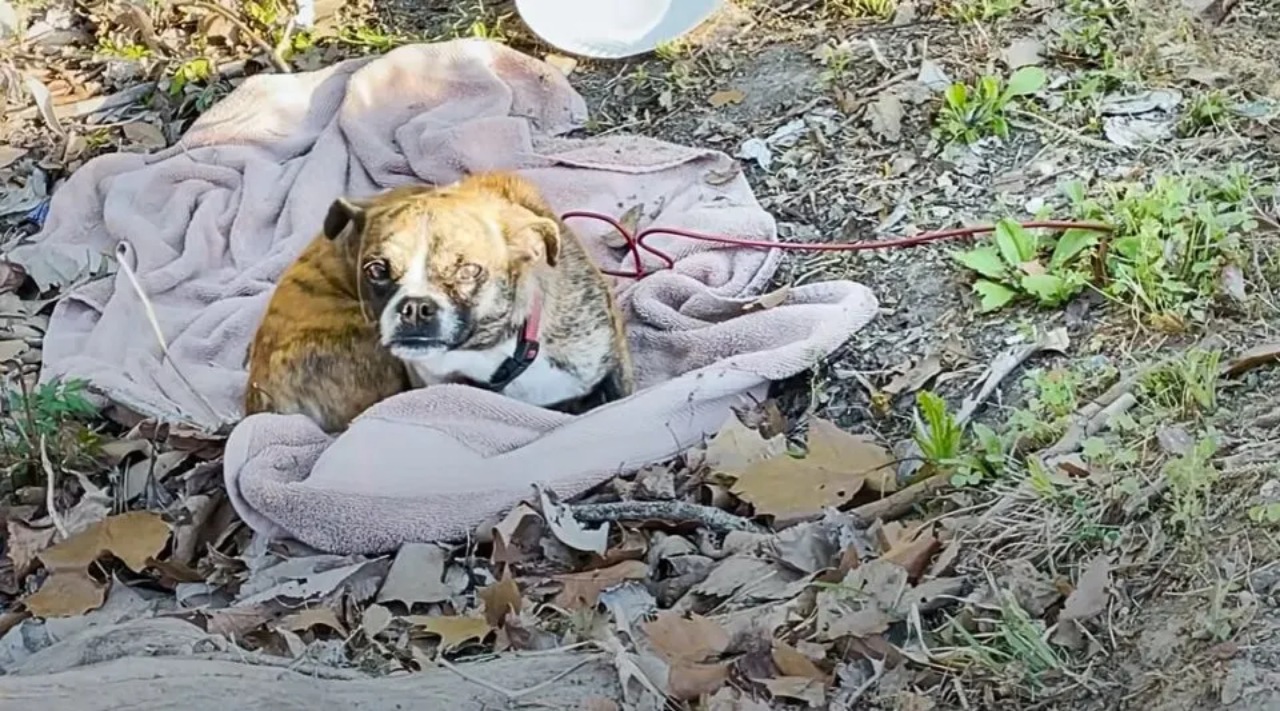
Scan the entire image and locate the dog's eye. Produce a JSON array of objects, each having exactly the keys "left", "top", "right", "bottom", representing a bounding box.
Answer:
[
  {"left": 456, "top": 263, "right": 483, "bottom": 281},
  {"left": 363, "top": 259, "right": 391, "bottom": 283}
]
